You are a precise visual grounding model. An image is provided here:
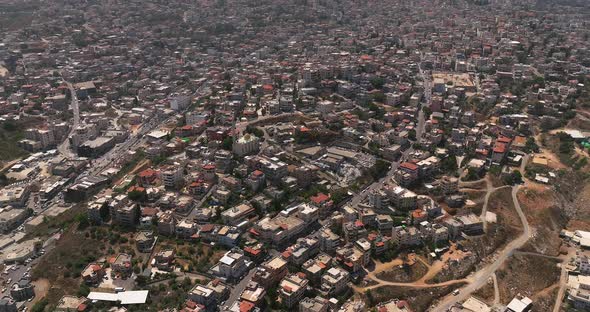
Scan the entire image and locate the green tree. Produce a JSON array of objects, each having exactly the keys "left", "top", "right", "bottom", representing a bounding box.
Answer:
[
  {"left": 370, "top": 77, "right": 385, "bottom": 90},
  {"left": 524, "top": 137, "right": 539, "bottom": 153},
  {"left": 222, "top": 137, "right": 233, "bottom": 151}
]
